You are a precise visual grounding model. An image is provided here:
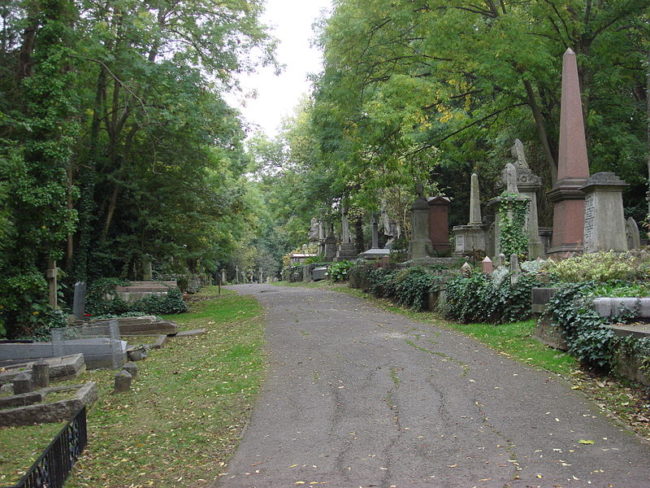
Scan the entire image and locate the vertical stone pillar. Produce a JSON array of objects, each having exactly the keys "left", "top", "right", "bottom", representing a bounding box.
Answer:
[
  {"left": 469, "top": 173, "right": 482, "bottom": 225},
  {"left": 581, "top": 172, "right": 628, "bottom": 253},
  {"left": 72, "top": 281, "right": 87, "bottom": 319},
  {"left": 324, "top": 225, "right": 337, "bottom": 261},
  {"left": 371, "top": 214, "right": 379, "bottom": 249},
  {"left": 428, "top": 196, "right": 451, "bottom": 254},
  {"left": 408, "top": 197, "right": 433, "bottom": 260},
  {"left": 142, "top": 256, "right": 153, "bottom": 281},
  {"left": 235, "top": 266, "right": 239, "bottom": 284},
  {"left": 548, "top": 49, "right": 590, "bottom": 256},
  {"left": 46, "top": 260, "right": 58, "bottom": 309}
]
